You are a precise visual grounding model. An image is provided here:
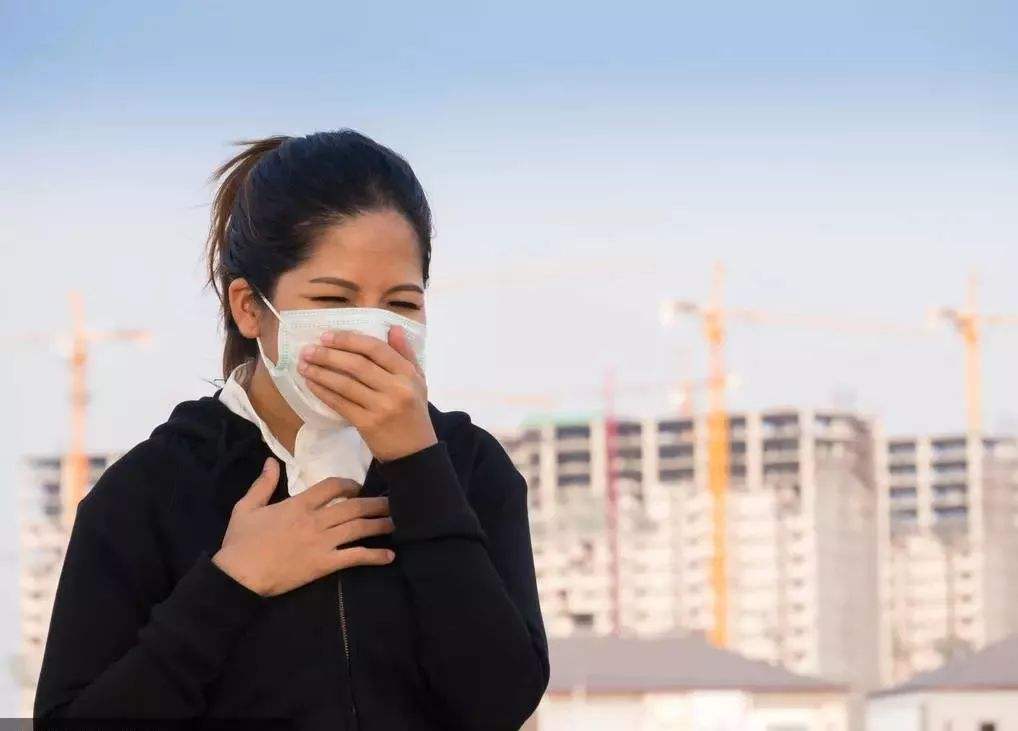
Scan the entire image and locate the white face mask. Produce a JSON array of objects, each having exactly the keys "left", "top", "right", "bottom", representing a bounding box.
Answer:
[{"left": 254, "top": 292, "right": 427, "bottom": 431}]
